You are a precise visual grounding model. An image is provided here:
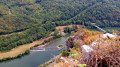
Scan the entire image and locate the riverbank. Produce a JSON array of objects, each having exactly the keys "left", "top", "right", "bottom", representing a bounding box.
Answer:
[
  {"left": 0, "top": 50, "right": 30, "bottom": 62},
  {"left": 30, "top": 37, "right": 62, "bottom": 51},
  {"left": 0, "top": 36, "right": 52, "bottom": 60},
  {"left": 0, "top": 35, "right": 66, "bottom": 62},
  {"left": 39, "top": 54, "right": 61, "bottom": 67},
  {"left": 0, "top": 36, "right": 68, "bottom": 67}
]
